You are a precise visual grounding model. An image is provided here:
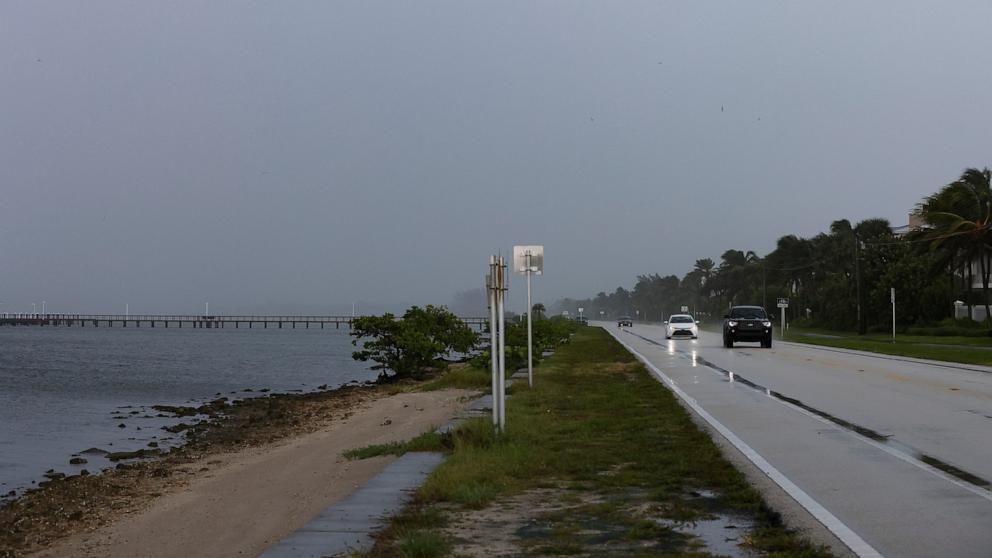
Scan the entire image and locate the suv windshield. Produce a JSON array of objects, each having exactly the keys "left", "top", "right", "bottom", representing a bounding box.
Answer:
[
  {"left": 729, "top": 307, "right": 767, "bottom": 319},
  {"left": 670, "top": 316, "right": 693, "bottom": 323}
]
